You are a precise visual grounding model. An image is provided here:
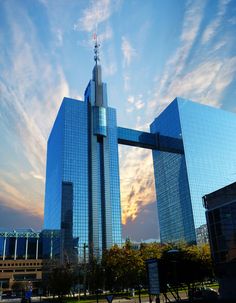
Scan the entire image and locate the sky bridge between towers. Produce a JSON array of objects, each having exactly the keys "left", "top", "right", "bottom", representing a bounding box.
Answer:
[{"left": 117, "top": 127, "right": 184, "bottom": 154}]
